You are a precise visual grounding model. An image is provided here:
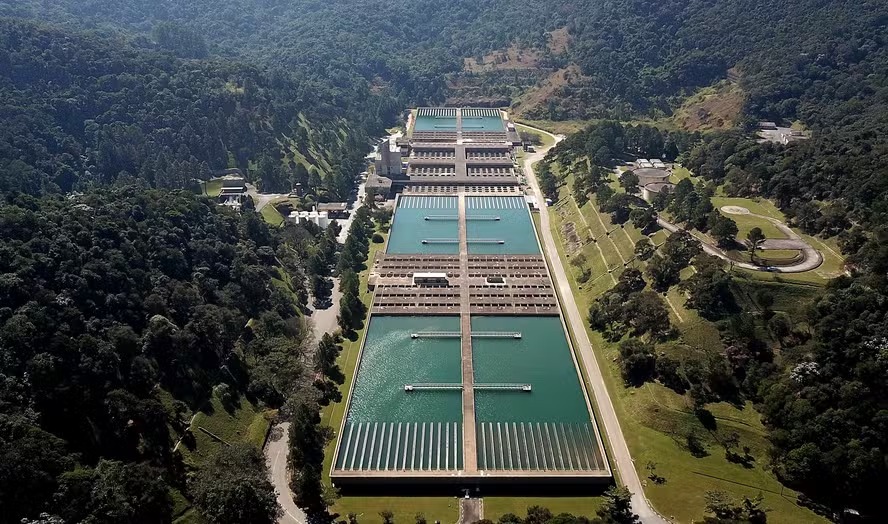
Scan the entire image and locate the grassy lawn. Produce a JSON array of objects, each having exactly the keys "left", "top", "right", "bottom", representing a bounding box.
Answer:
[
  {"left": 178, "top": 395, "right": 272, "bottom": 469},
  {"left": 721, "top": 212, "right": 785, "bottom": 240},
  {"left": 260, "top": 203, "right": 285, "bottom": 226},
  {"left": 515, "top": 122, "right": 556, "bottom": 149},
  {"left": 485, "top": 497, "right": 604, "bottom": 520},
  {"left": 201, "top": 178, "right": 222, "bottom": 197},
  {"left": 541, "top": 169, "right": 828, "bottom": 523},
  {"left": 710, "top": 196, "right": 846, "bottom": 282}
]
